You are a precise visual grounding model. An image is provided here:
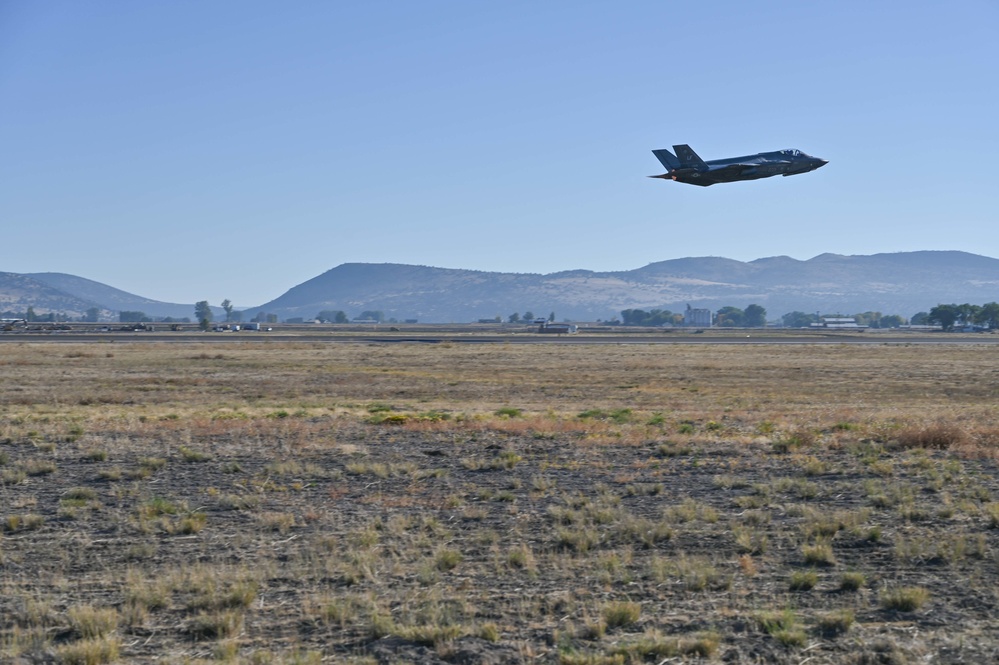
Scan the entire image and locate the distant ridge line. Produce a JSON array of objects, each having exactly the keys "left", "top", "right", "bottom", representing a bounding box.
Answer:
[{"left": 4, "top": 251, "right": 998, "bottom": 323}]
